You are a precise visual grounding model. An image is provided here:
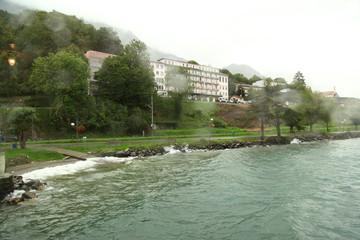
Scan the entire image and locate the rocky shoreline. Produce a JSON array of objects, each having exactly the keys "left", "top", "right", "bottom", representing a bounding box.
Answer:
[
  {"left": 2, "top": 131, "right": 360, "bottom": 205},
  {"left": 1, "top": 175, "right": 47, "bottom": 205},
  {"left": 99, "top": 132, "right": 360, "bottom": 158}
]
